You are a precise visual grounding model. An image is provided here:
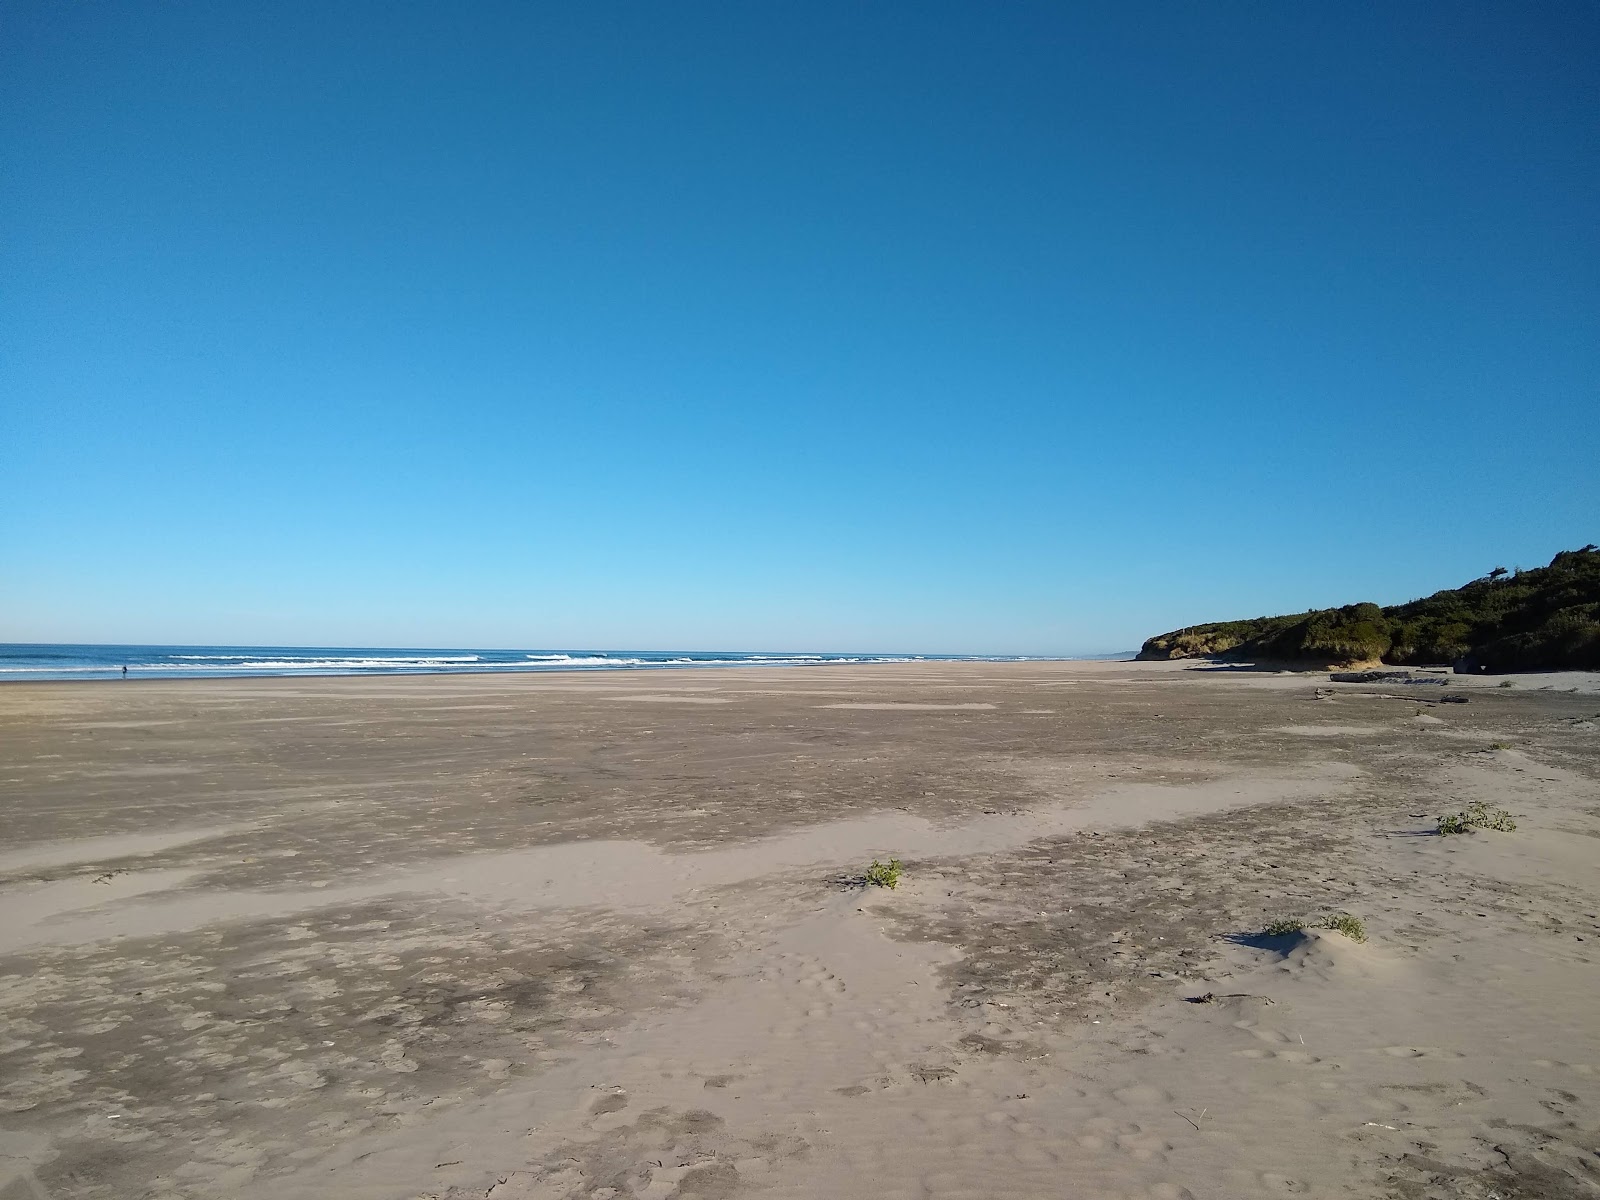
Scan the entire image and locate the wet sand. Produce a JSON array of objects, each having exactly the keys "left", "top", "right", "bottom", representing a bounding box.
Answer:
[{"left": 1, "top": 660, "right": 1598, "bottom": 1198}]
